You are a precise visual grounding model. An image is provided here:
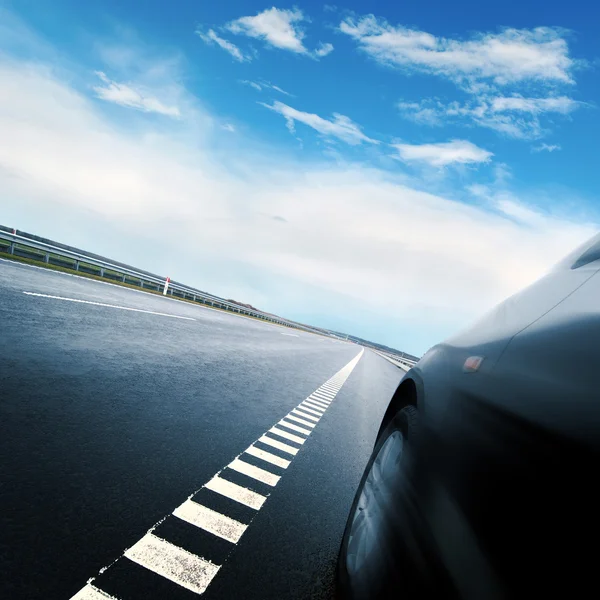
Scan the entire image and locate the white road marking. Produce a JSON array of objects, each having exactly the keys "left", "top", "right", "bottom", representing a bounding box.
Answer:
[
  {"left": 258, "top": 434, "right": 299, "bottom": 455},
  {"left": 245, "top": 445, "right": 291, "bottom": 469},
  {"left": 307, "top": 397, "right": 329, "bottom": 407},
  {"left": 228, "top": 458, "right": 280, "bottom": 487},
  {"left": 173, "top": 499, "right": 247, "bottom": 544},
  {"left": 69, "top": 348, "right": 365, "bottom": 599},
  {"left": 300, "top": 402, "right": 325, "bottom": 414},
  {"left": 285, "top": 414, "right": 315, "bottom": 428},
  {"left": 269, "top": 427, "right": 306, "bottom": 445},
  {"left": 205, "top": 475, "right": 267, "bottom": 509},
  {"left": 22, "top": 292, "right": 196, "bottom": 321},
  {"left": 124, "top": 533, "right": 220, "bottom": 595},
  {"left": 278, "top": 419, "right": 312, "bottom": 436},
  {"left": 70, "top": 584, "right": 118, "bottom": 600},
  {"left": 312, "top": 391, "right": 333, "bottom": 400},
  {"left": 291, "top": 409, "right": 319, "bottom": 422},
  {"left": 281, "top": 333, "right": 299, "bottom": 337}
]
